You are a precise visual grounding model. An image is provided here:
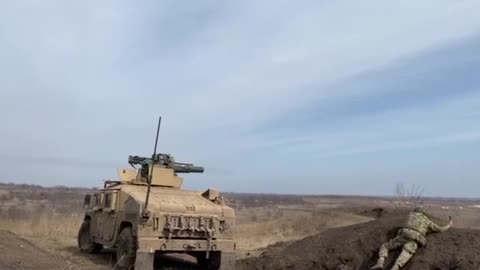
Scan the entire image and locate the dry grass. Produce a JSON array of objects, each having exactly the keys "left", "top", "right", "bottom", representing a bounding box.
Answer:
[
  {"left": 0, "top": 213, "right": 82, "bottom": 239},
  {"left": 234, "top": 207, "right": 371, "bottom": 255}
]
